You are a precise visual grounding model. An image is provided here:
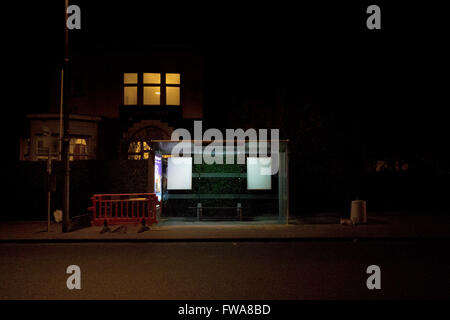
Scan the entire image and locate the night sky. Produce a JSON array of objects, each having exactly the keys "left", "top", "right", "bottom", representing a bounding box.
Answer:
[{"left": 4, "top": 1, "right": 449, "bottom": 164}]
